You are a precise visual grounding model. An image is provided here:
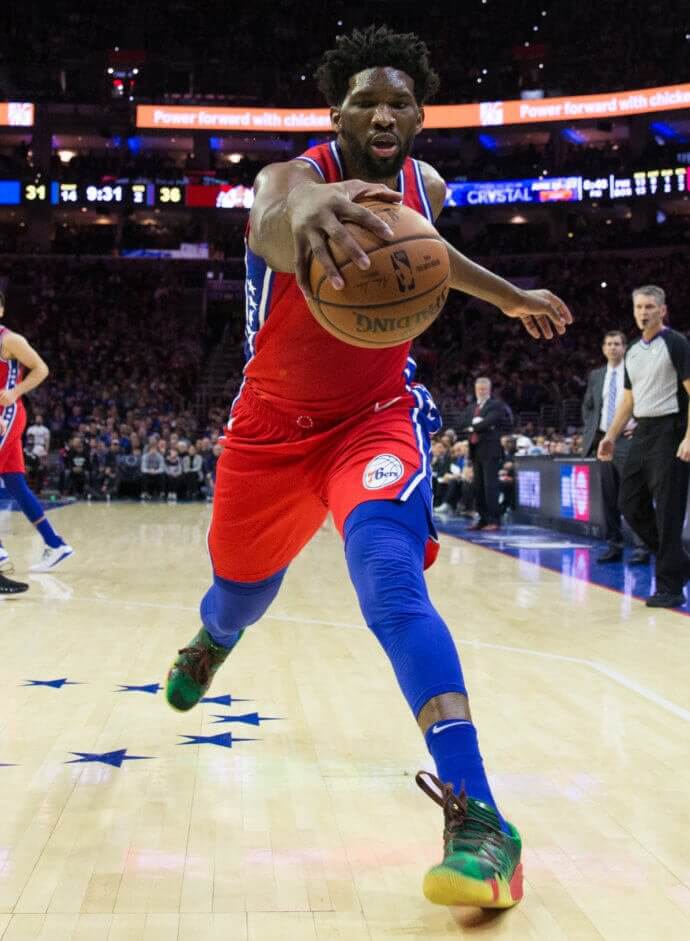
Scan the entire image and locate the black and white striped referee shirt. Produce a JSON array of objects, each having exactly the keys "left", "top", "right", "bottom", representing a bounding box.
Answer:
[{"left": 624, "top": 327, "right": 690, "bottom": 418}]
